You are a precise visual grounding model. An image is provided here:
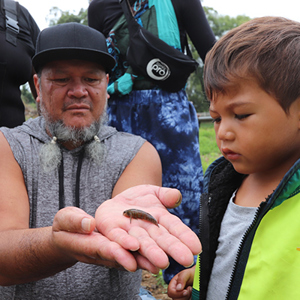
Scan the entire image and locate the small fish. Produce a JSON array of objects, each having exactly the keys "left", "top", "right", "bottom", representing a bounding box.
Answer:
[{"left": 123, "top": 209, "right": 159, "bottom": 226}]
